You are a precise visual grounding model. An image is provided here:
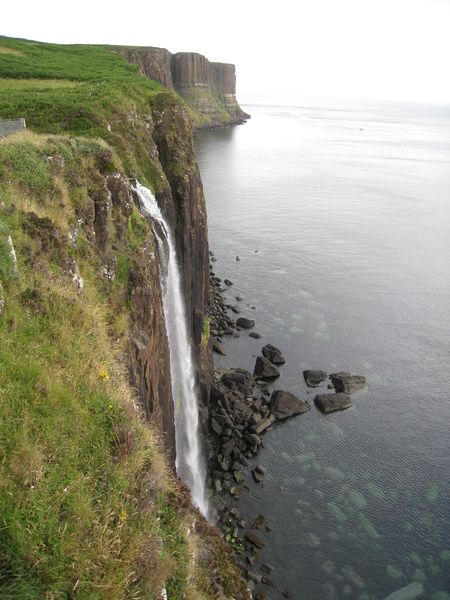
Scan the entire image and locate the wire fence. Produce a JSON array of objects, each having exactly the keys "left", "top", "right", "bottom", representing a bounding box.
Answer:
[{"left": 0, "top": 118, "right": 26, "bottom": 139}]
